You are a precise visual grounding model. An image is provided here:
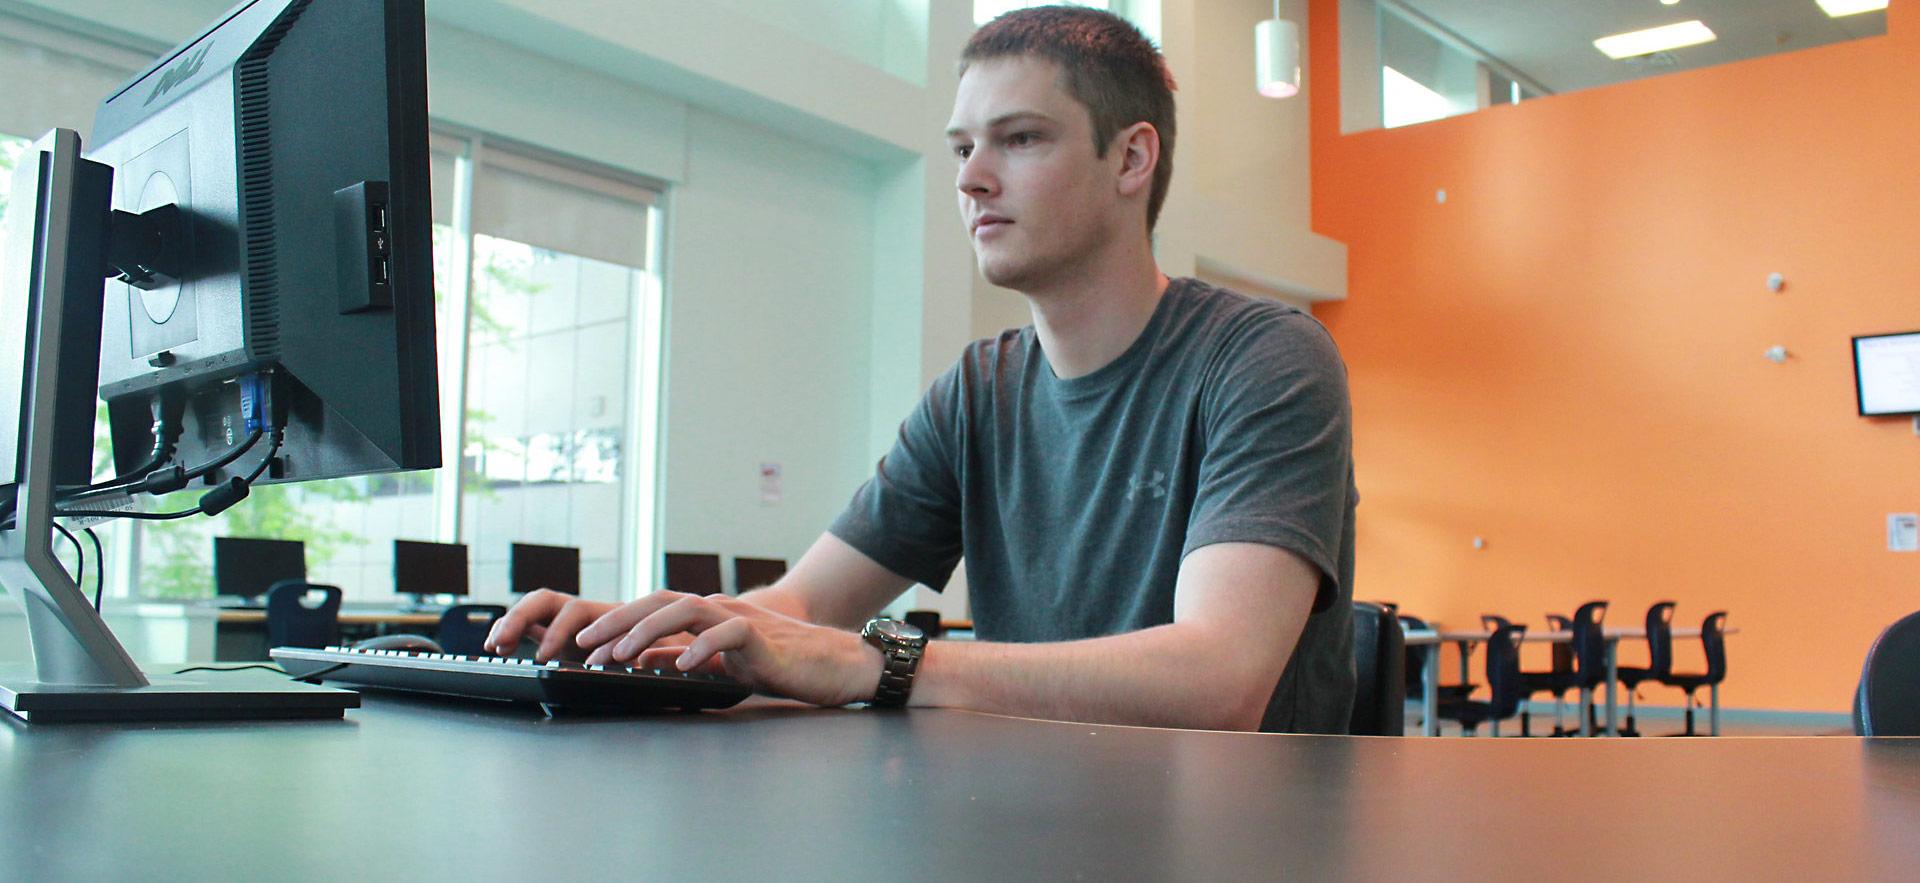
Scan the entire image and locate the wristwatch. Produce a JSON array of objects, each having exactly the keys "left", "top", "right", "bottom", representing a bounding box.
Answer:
[{"left": 860, "top": 617, "right": 927, "bottom": 708}]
